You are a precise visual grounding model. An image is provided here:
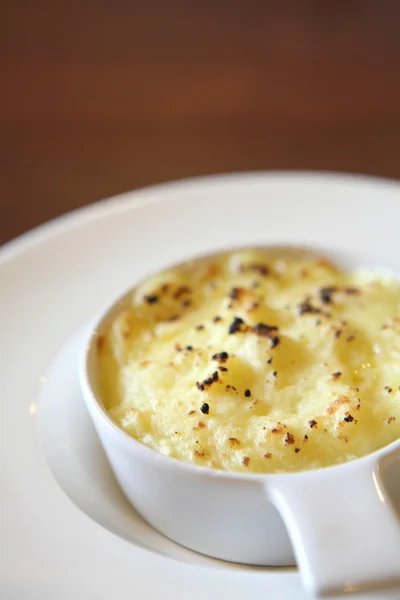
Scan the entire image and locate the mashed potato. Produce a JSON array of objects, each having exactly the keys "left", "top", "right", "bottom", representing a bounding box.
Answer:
[{"left": 96, "top": 249, "right": 400, "bottom": 473}]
